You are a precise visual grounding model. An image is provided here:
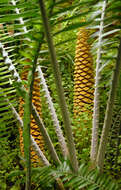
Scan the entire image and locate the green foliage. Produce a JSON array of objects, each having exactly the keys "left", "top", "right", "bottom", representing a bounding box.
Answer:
[
  {"left": 0, "top": 122, "right": 21, "bottom": 190},
  {"left": 31, "top": 161, "right": 119, "bottom": 190},
  {"left": 73, "top": 111, "right": 92, "bottom": 162},
  {"left": 0, "top": 0, "right": 121, "bottom": 189}
]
